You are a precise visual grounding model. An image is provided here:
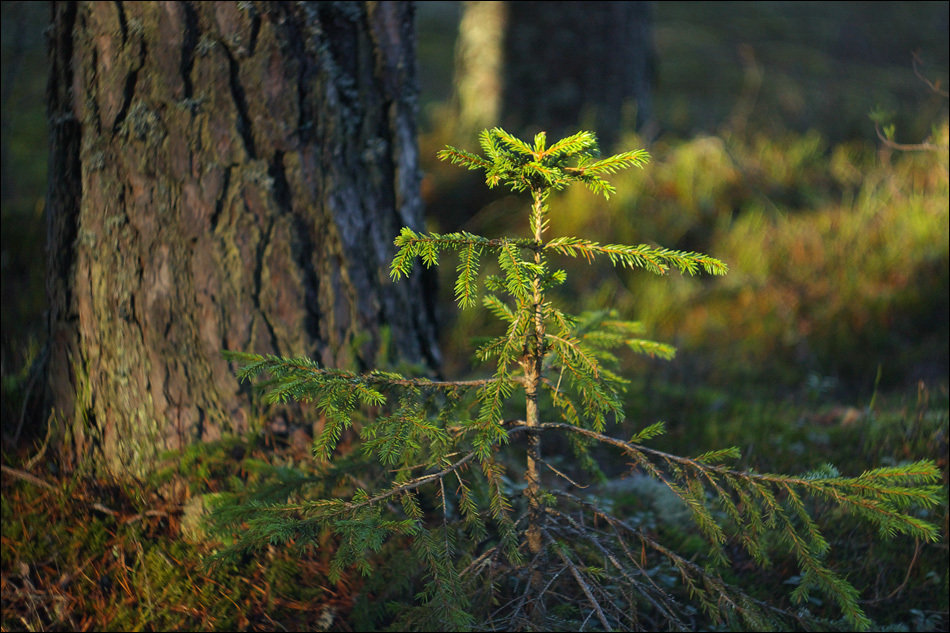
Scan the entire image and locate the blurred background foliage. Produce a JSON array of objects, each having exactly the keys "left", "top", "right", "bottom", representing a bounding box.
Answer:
[
  {"left": 3, "top": 0, "right": 947, "bottom": 413},
  {"left": 1, "top": 2, "right": 48, "bottom": 376},
  {"left": 2, "top": 2, "right": 948, "bottom": 630},
  {"left": 416, "top": 1, "right": 949, "bottom": 400}
]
